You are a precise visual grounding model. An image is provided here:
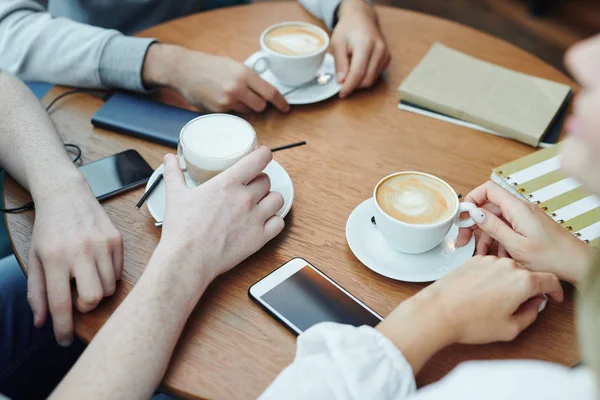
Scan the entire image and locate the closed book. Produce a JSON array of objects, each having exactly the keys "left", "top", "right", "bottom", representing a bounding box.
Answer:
[{"left": 398, "top": 43, "right": 572, "bottom": 147}]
